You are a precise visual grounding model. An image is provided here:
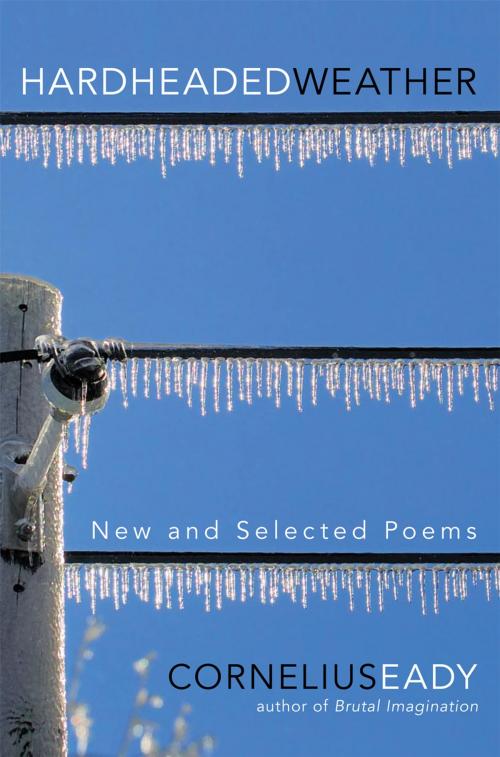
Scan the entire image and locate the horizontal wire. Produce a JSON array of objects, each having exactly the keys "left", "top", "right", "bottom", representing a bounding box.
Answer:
[
  {"left": 1, "top": 111, "right": 499, "bottom": 126},
  {"left": 0, "top": 349, "right": 39, "bottom": 363},
  {"left": 122, "top": 344, "right": 500, "bottom": 361},
  {"left": 64, "top": 551, "right": 500, "bottom": 566},
  {"left": 1, "top": 345, "right": 500, "bottom": 364}
]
